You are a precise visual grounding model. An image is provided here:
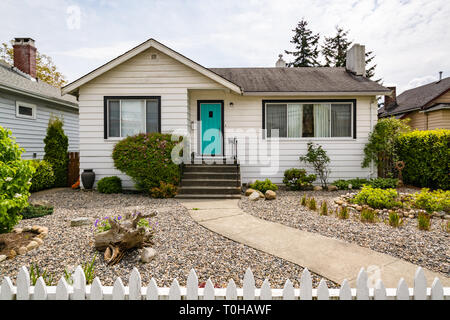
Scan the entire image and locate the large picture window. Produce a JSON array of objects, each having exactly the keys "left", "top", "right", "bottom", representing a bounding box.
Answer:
[
  {"left": 265, "top": 101, "right": 354, "bottom": 138},
  {"left": 105, "top": 97, "right": 160, "bottom": 138}
]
